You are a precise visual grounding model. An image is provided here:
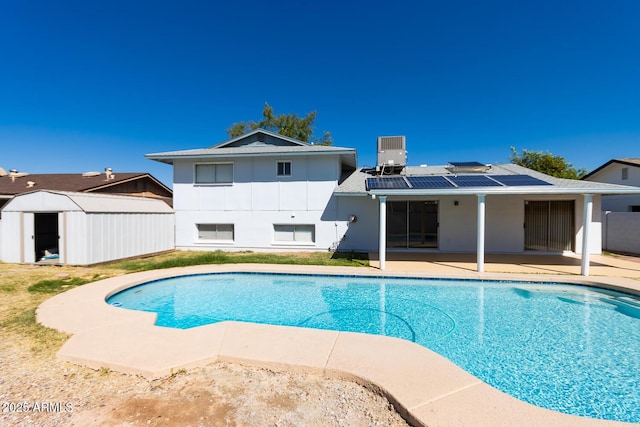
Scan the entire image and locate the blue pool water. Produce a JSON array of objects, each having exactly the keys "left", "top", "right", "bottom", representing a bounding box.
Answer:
[{"left": 107, "top": 273, "right": 640, "bottom": 423}]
